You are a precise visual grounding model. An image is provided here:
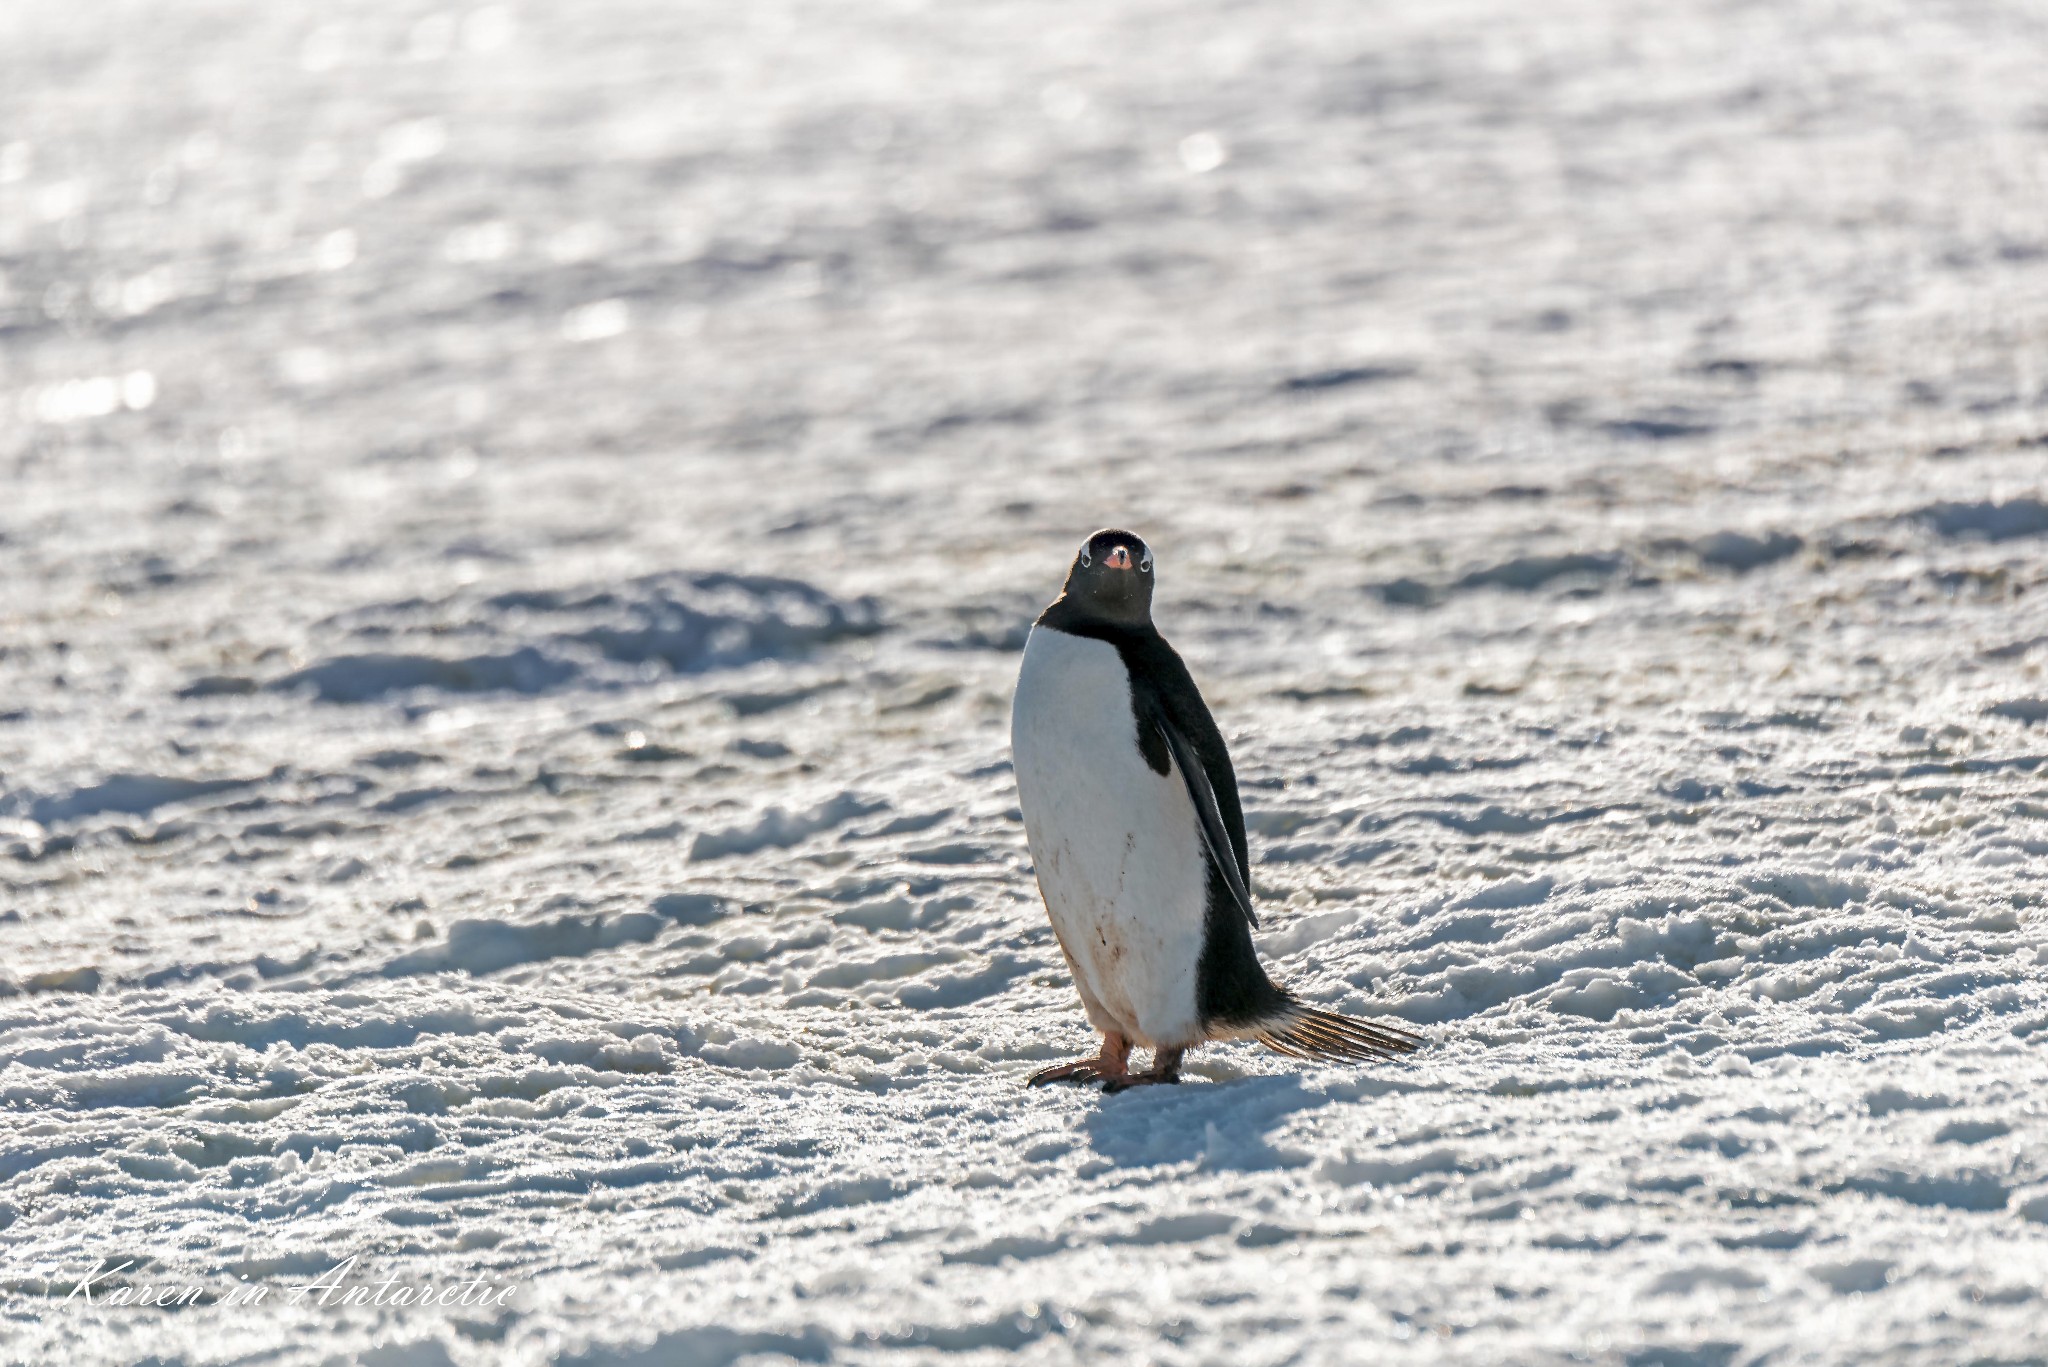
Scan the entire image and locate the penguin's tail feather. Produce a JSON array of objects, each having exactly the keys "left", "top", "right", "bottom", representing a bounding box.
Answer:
[{"left": 1249, "top": 999, "right": 1424, "bottom": 1063}]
